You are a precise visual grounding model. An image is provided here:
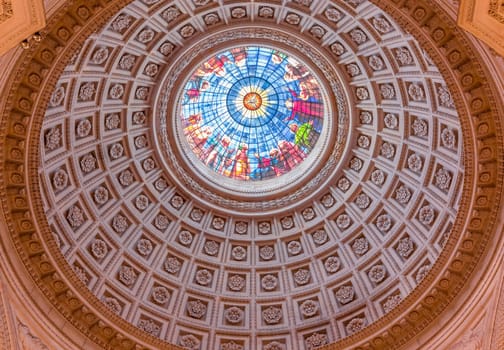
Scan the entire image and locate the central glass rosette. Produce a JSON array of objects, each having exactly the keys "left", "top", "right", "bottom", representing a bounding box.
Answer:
[{"left": 180, "top": 46, "right": 325, "bottom": 181}]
